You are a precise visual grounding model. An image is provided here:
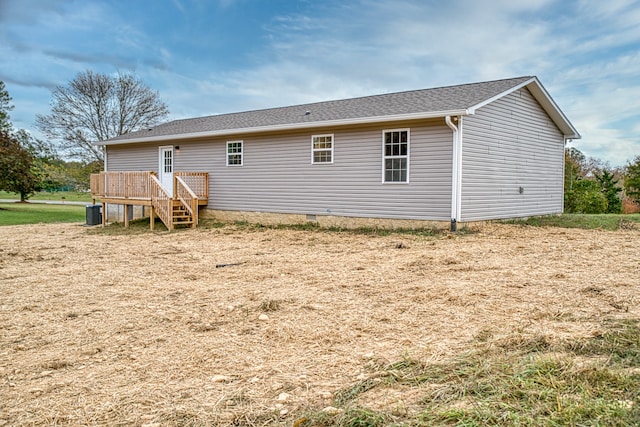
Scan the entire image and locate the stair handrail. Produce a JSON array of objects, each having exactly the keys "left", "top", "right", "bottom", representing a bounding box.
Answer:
[
  {"left": 175, "top": 176, "right": 199, "bottom": 226},
  {"left": 149, "top": 174, "right": 173, "bottom": 230}
]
